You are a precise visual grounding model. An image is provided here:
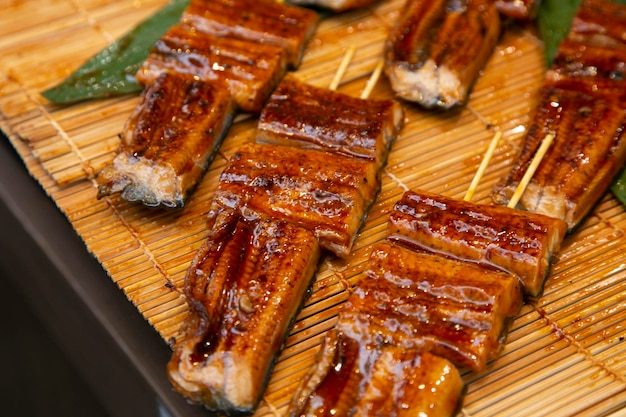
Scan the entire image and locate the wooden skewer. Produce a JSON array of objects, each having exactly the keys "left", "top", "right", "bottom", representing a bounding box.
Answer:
[
  {"left": 360, "top": 59, "right": 385, "bottom": 99},
  {"left": 507, "top": 134, "right": 555, "bottom": 209},
  {"left": 464, "top": 130, "right": 502, "bottom": 202},
  {"left": 328, "top": 46, "right": 356, "bottom": 91}
]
